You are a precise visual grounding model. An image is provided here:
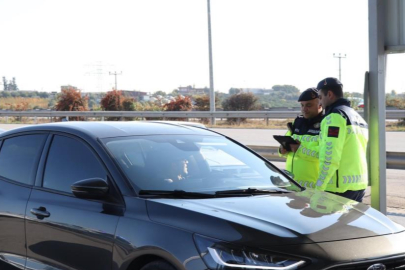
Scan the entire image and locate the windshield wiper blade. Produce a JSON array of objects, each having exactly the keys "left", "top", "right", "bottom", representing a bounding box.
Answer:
[
  {"left": 215, "top": 188, "right": 292, "bottom": 196},
  {"left": 139, "top": 190, "right": 215, "bottom": 199}
]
